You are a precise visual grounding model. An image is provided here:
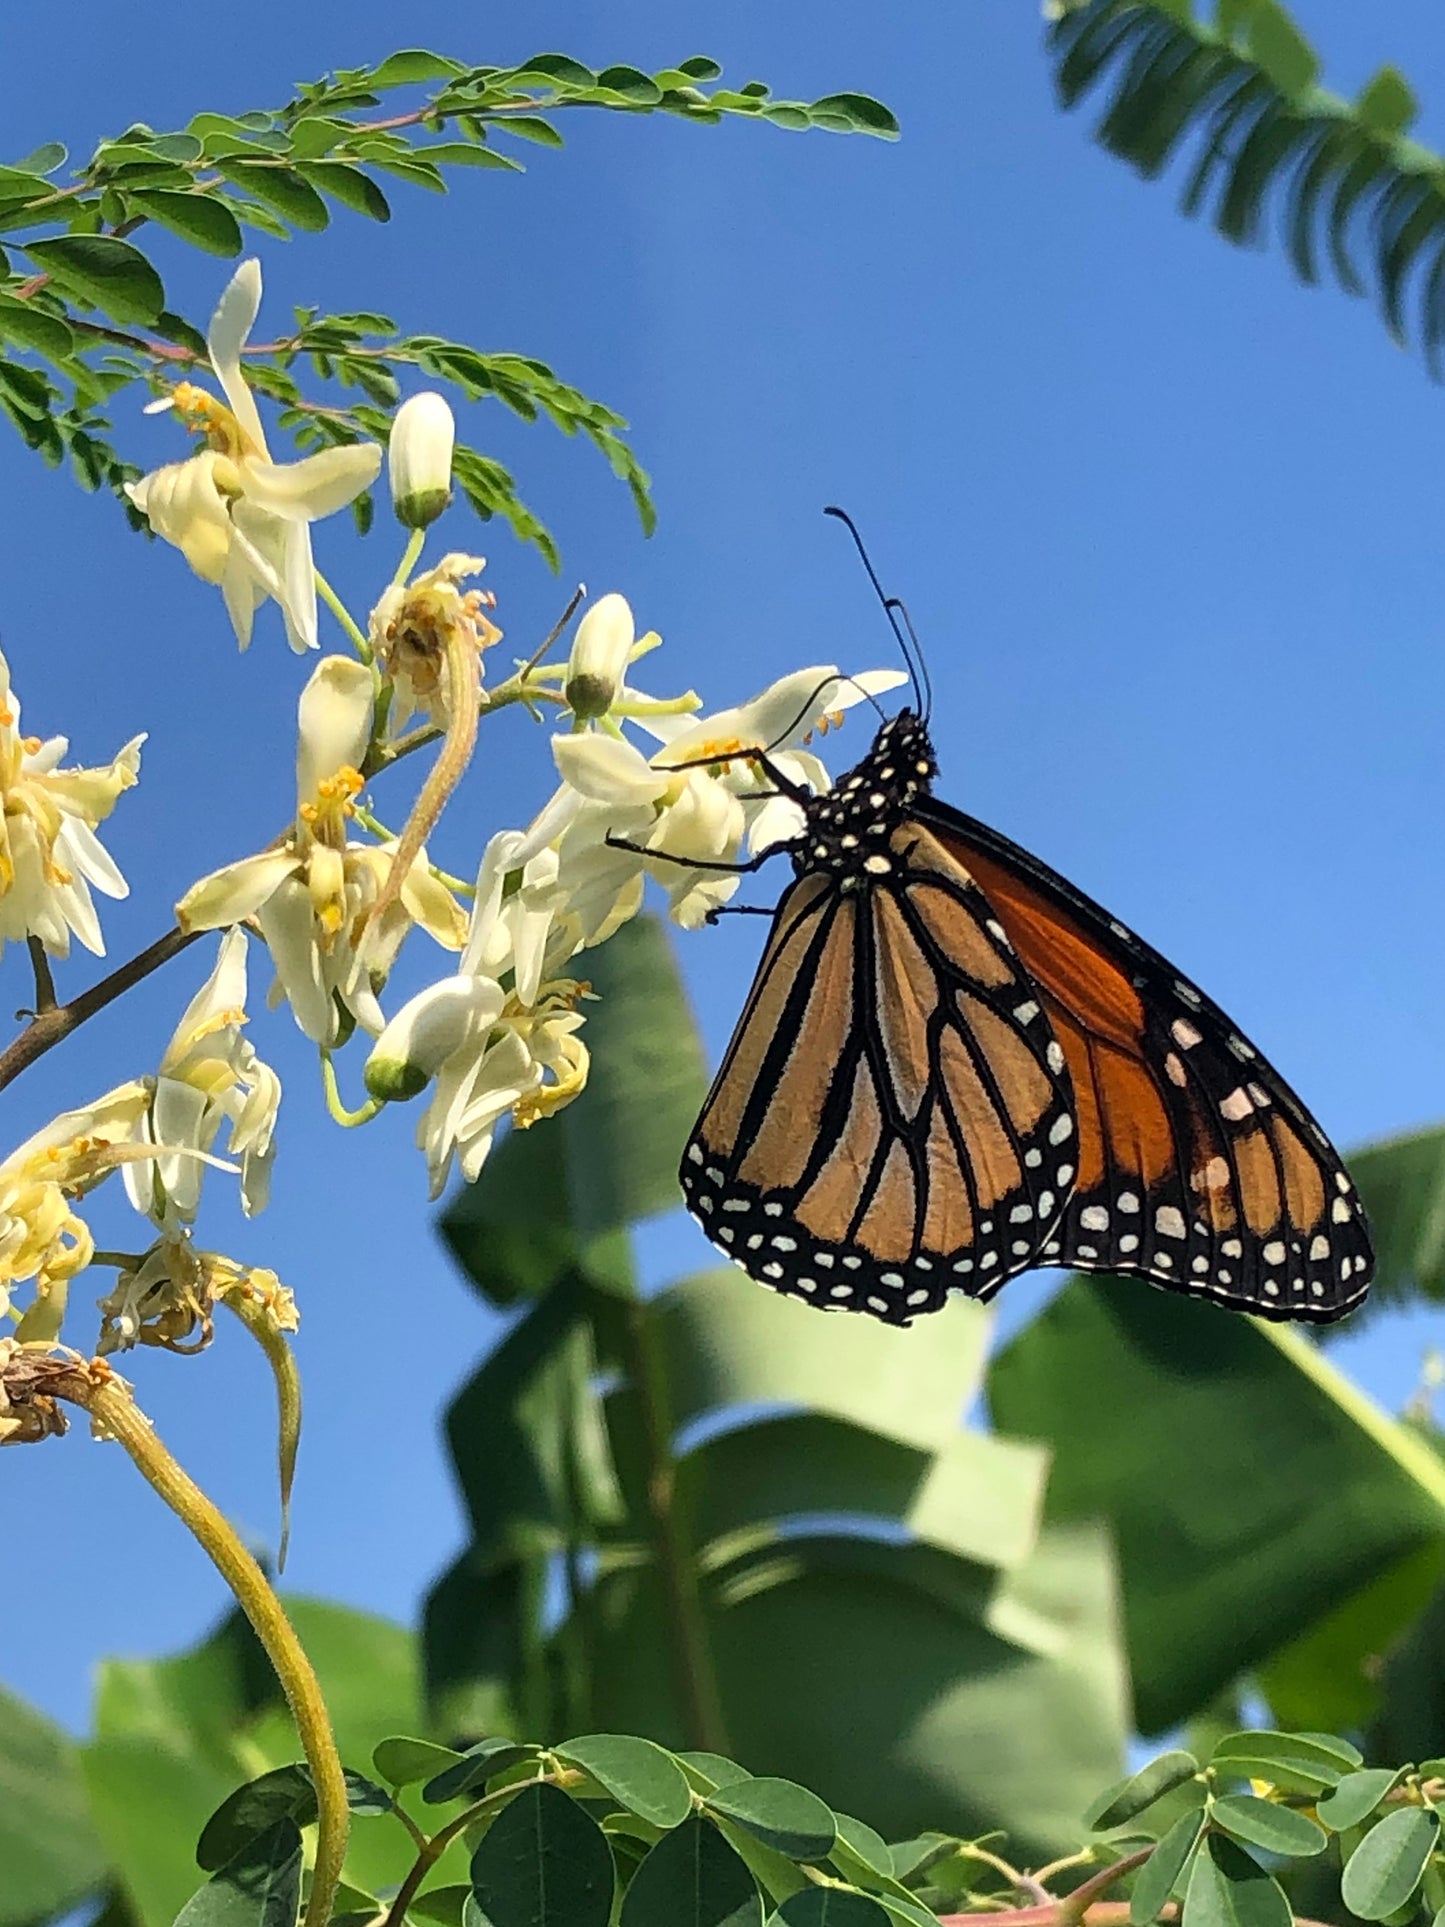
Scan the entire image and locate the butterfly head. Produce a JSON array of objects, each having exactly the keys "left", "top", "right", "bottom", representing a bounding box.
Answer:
[{"left": 796, "top": 709, "right": 938, "bottom": 883}]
